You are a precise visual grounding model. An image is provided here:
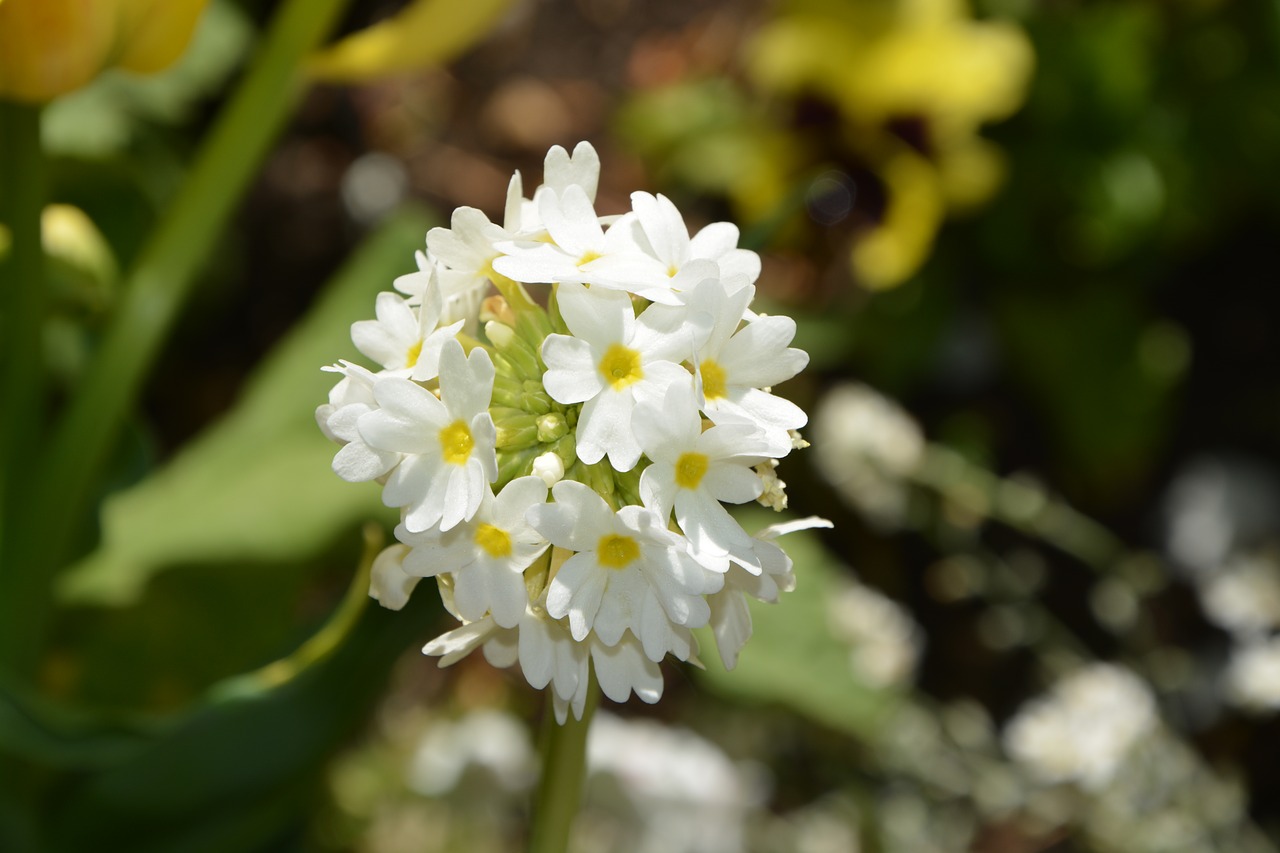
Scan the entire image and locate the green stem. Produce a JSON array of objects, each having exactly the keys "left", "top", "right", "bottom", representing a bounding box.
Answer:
[
  {"left": 0, "top": 0, "right": 353, "bottom": 678},
  {"left": 913, "top": 445, "right": 1123, "bottom": 572},
  {"left": 528, "top": 673, "right": 598, "bottom": 853},
  {"left": 0, "top": 101, "right": 46, "bottom": 678}
]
